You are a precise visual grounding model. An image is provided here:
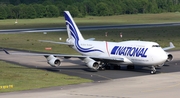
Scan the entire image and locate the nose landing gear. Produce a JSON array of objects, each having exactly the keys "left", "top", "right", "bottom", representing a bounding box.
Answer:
[{"left": 150, "top": 66, "right": 156, "bottom": 74}]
